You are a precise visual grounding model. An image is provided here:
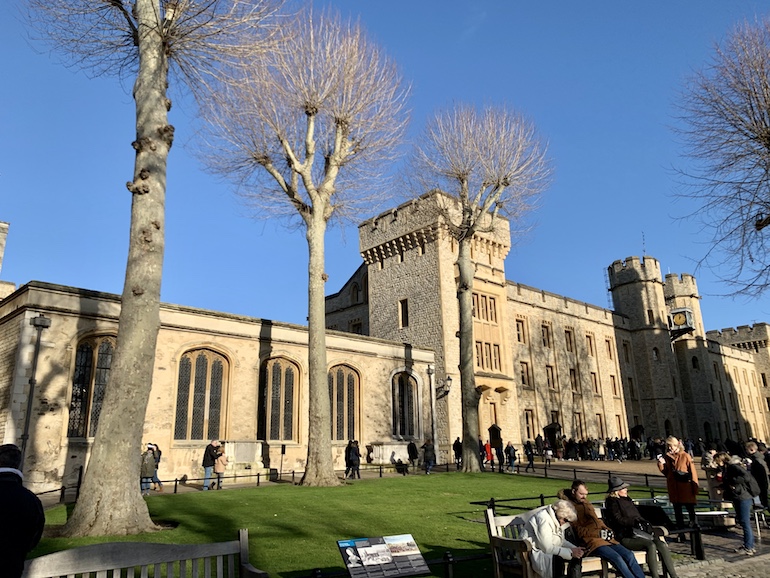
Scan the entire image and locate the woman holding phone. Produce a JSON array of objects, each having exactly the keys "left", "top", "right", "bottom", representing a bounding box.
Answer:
[{"left": 657, "top": 436, "right": 699, "bottom": 528}]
